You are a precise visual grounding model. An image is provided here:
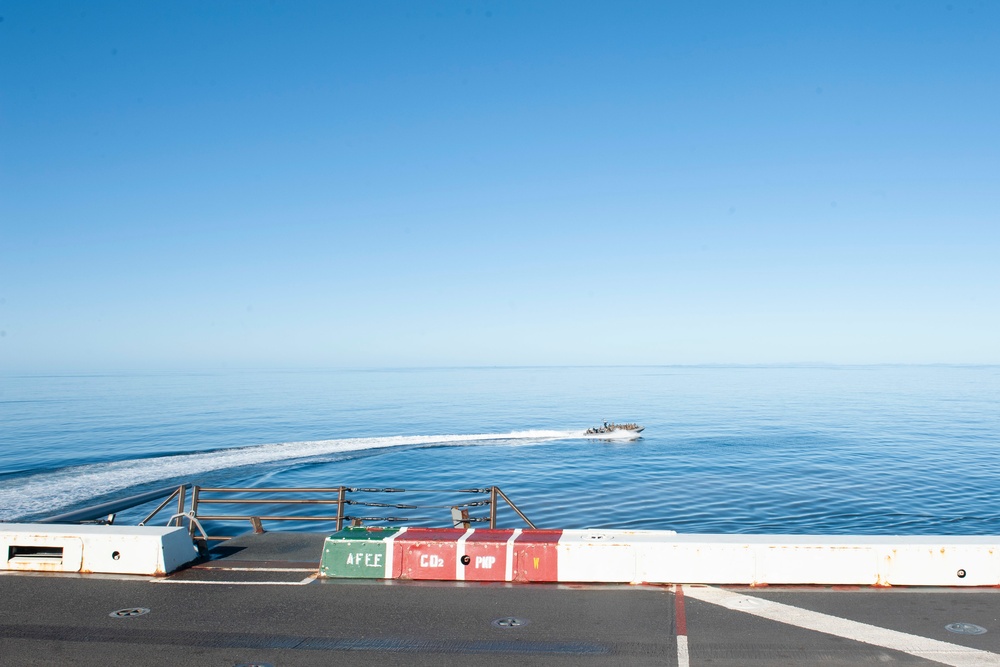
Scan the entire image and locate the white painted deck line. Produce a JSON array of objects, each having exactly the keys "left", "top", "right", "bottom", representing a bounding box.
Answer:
[
  {"left": 676, "top": 635, "right": 690, "bottom": 667},
  {"left": 152, "top": 574, "right": 318, "bottom": 586},
  {"left": 674, "top": 584, "right": 690, "bottom": 667},
  {"left": 683, "top": 586, "right": 1000, "bottom": 667},
  {"left": 199, "top": 567, "right": 316, "bottom": 572}
]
